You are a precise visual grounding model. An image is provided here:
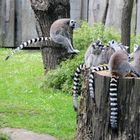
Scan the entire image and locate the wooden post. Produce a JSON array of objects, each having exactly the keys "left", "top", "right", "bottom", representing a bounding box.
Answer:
[{"left": 76, "top": 70, "right": 140, "bottom": 140}]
